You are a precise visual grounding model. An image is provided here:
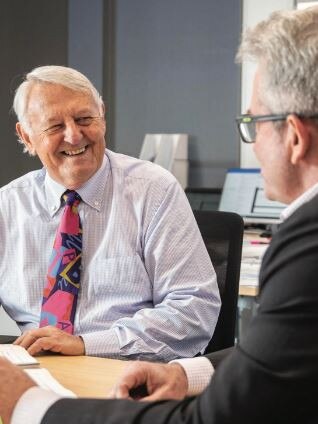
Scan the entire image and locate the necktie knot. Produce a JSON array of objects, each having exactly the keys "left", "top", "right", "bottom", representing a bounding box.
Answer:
[{"left": 63, "top": 190, "right": 81, "bottom": 206}]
